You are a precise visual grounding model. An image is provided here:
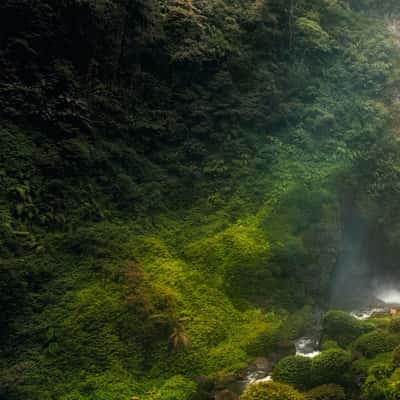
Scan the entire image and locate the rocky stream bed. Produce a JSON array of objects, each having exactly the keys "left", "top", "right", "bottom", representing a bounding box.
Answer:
[{"left": 215, "top": 293, "right": 400, "bottom": 399}]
